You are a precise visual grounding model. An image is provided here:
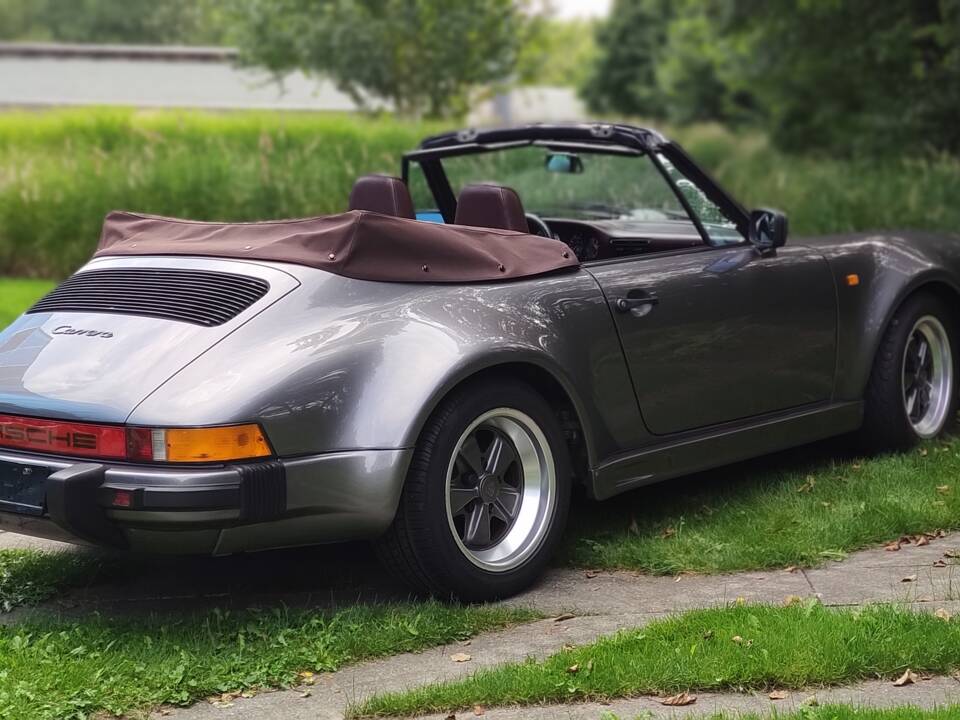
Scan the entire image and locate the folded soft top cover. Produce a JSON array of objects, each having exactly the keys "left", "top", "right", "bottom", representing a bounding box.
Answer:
[{"left": 96, "top": 210, "right": 580, "bottom": 283}]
